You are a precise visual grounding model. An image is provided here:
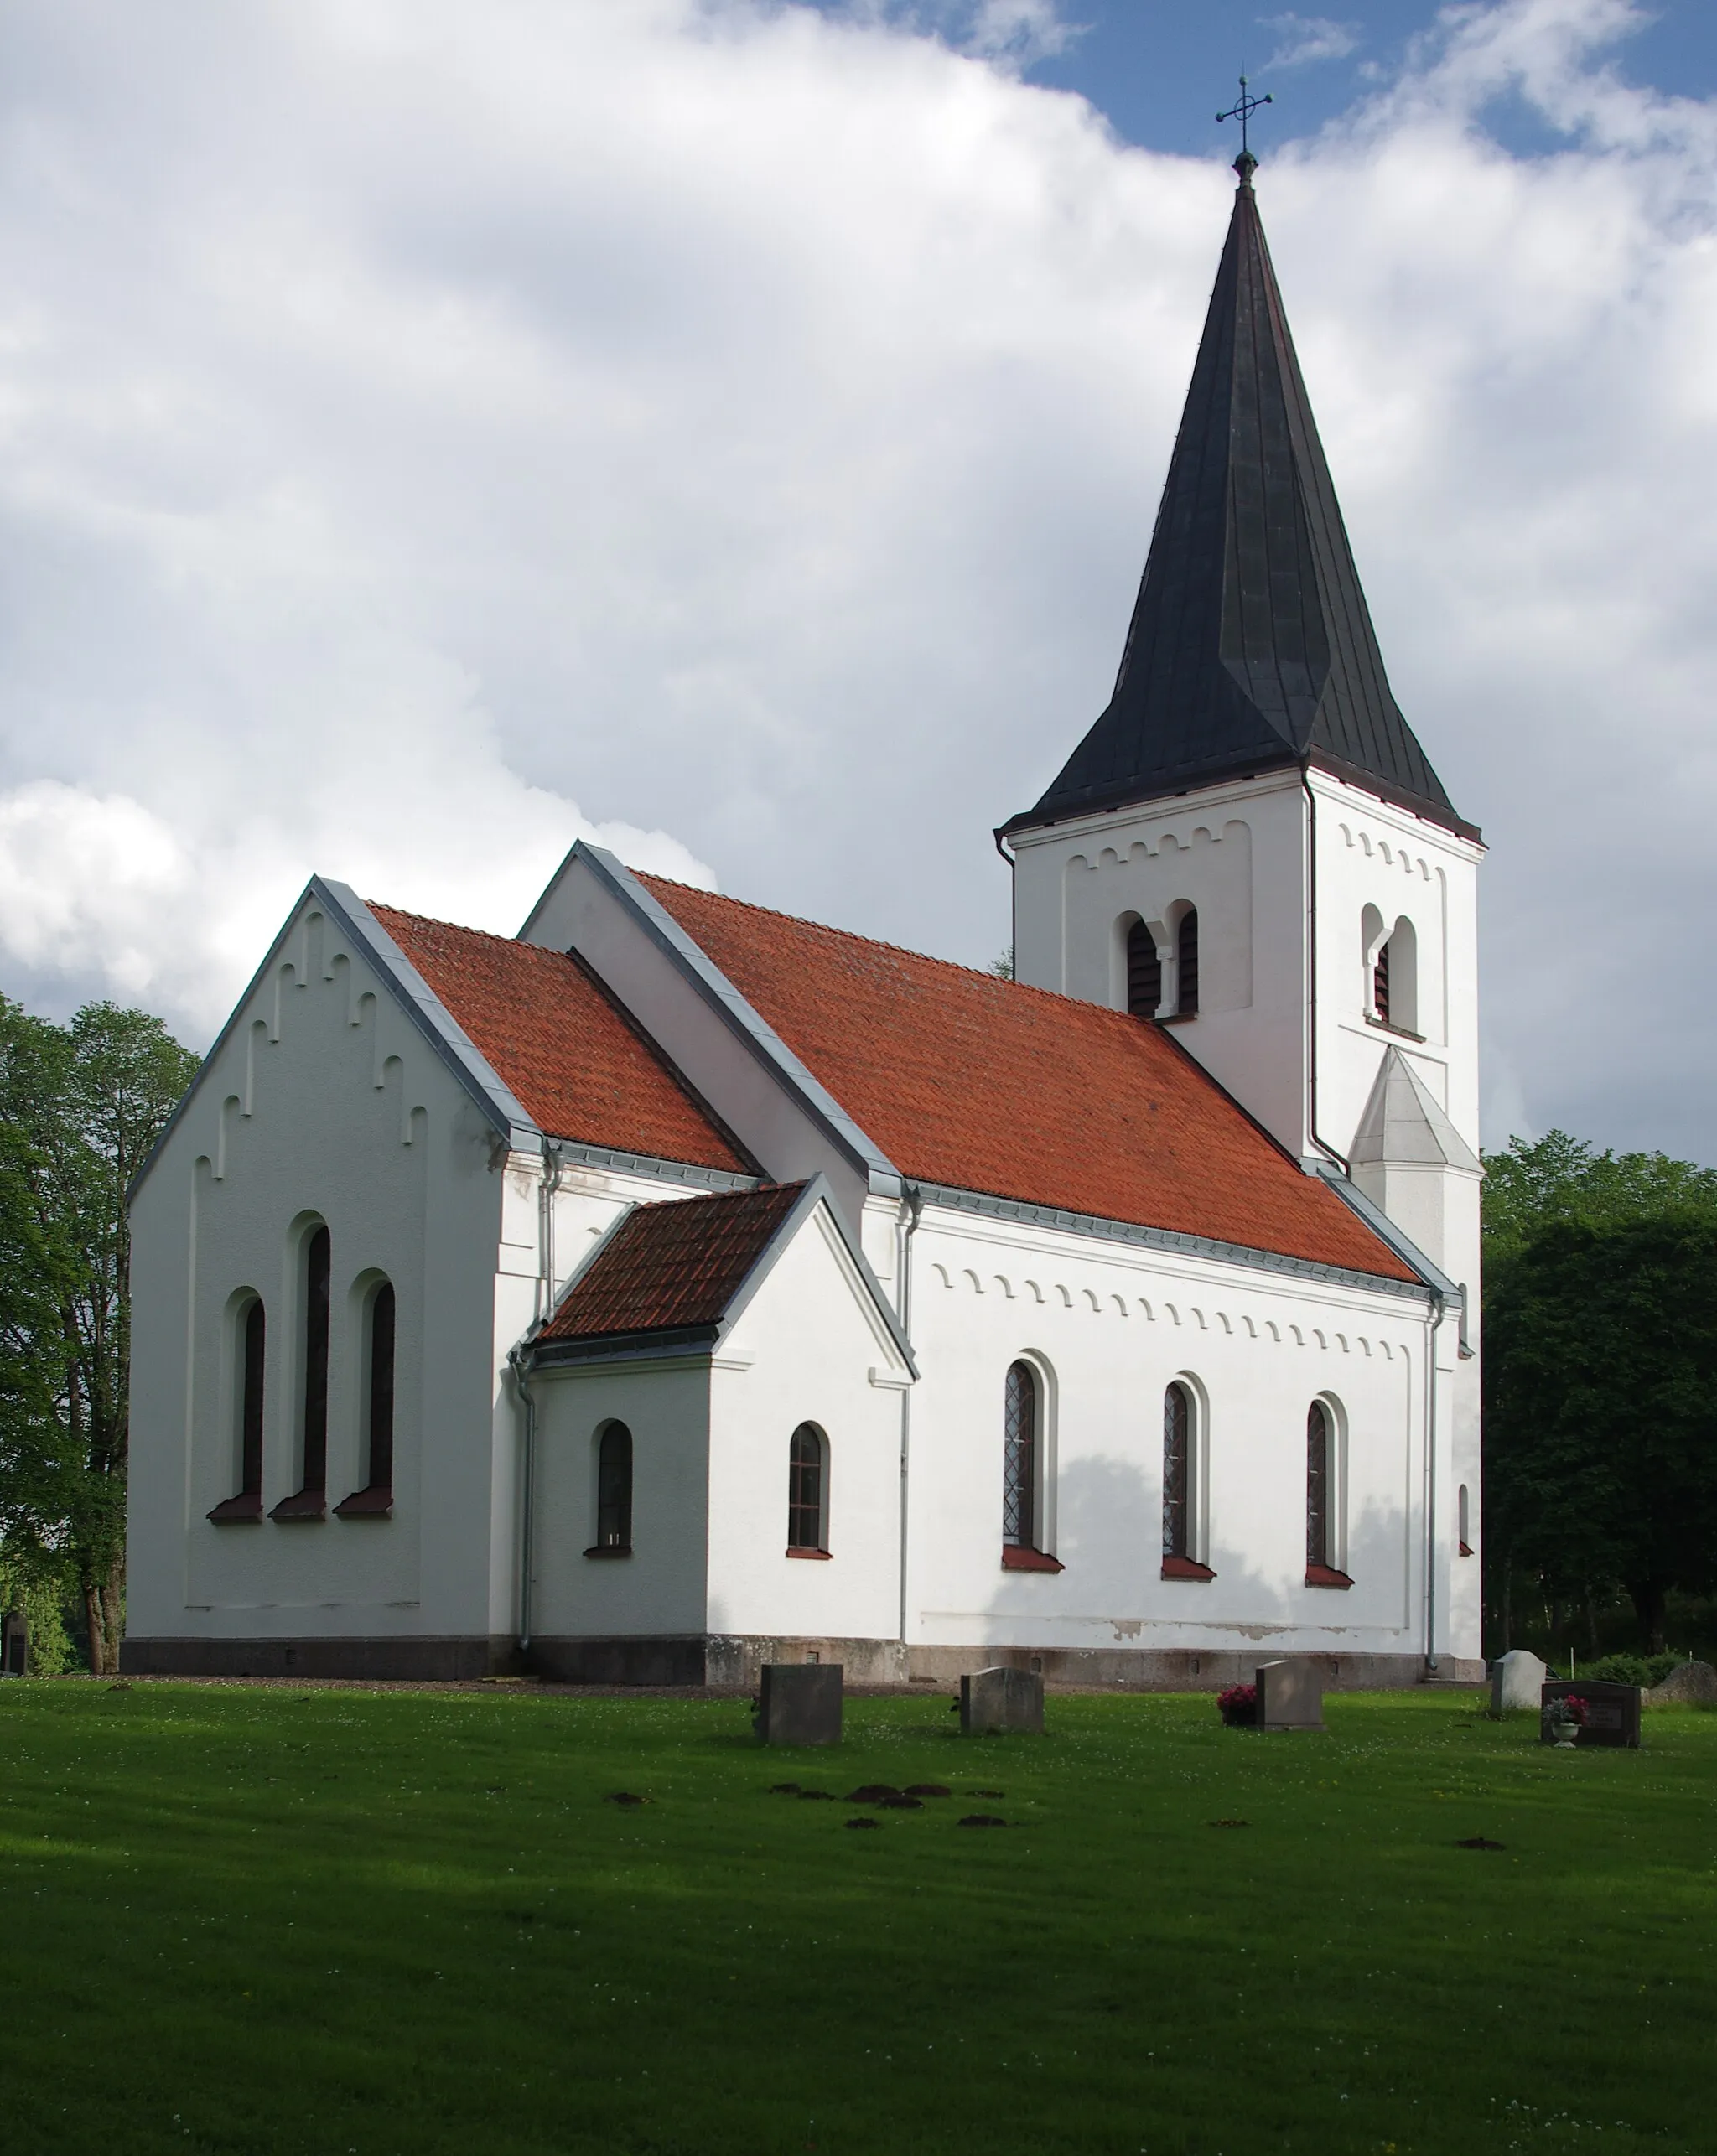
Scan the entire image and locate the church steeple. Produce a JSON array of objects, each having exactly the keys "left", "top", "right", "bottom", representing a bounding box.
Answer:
[{"left": 1005, "top": 164, "right": 1470, "bottom": 840}]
